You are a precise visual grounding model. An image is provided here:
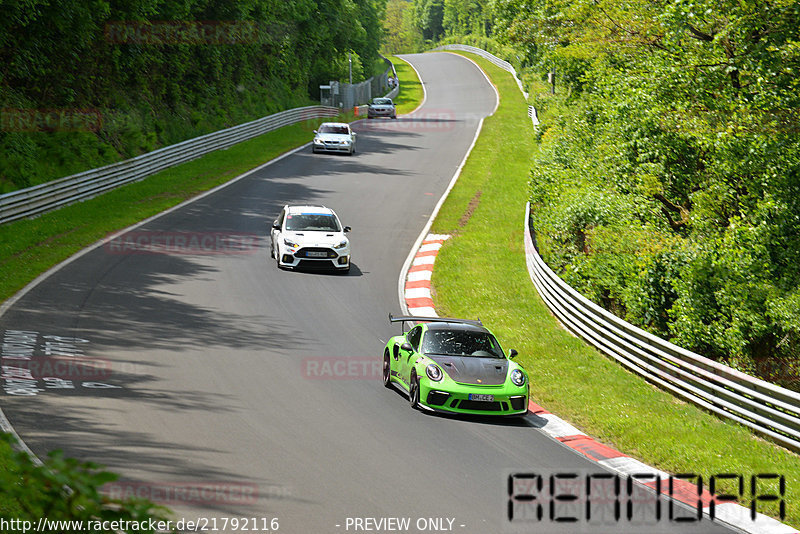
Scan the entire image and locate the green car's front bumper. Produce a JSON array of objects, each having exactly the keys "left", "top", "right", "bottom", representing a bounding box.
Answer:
[{"left": 417, "top": 377, "right": 529, "bottom": 416}]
